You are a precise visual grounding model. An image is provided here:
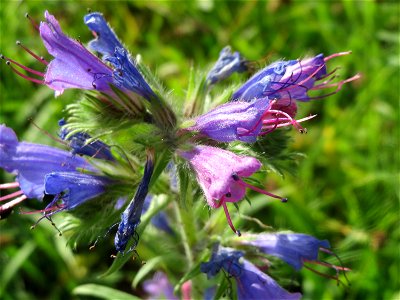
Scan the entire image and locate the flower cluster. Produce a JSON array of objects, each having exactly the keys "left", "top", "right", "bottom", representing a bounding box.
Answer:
[{"left": 1, "top": 11, "right": 357, "bottom": 299}]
